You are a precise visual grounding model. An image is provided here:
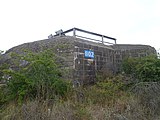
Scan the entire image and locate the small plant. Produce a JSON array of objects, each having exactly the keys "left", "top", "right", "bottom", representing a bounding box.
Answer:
[
  {"left": 84, "top": 74, "right": 126, "bottom": 106},
  {"left": 122, "top": 55, "right": 160, "bottom": 82},
  {"left": 0, "top": 49, "right": 72, "bottom": 105}
]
